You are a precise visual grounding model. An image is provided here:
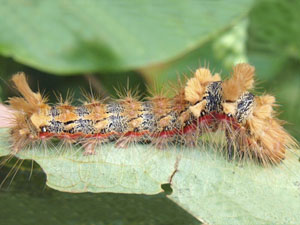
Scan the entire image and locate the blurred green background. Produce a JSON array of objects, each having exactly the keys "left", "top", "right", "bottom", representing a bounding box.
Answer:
[{"left": 0, "top": 0, "right": 299, "bottom": 224}]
